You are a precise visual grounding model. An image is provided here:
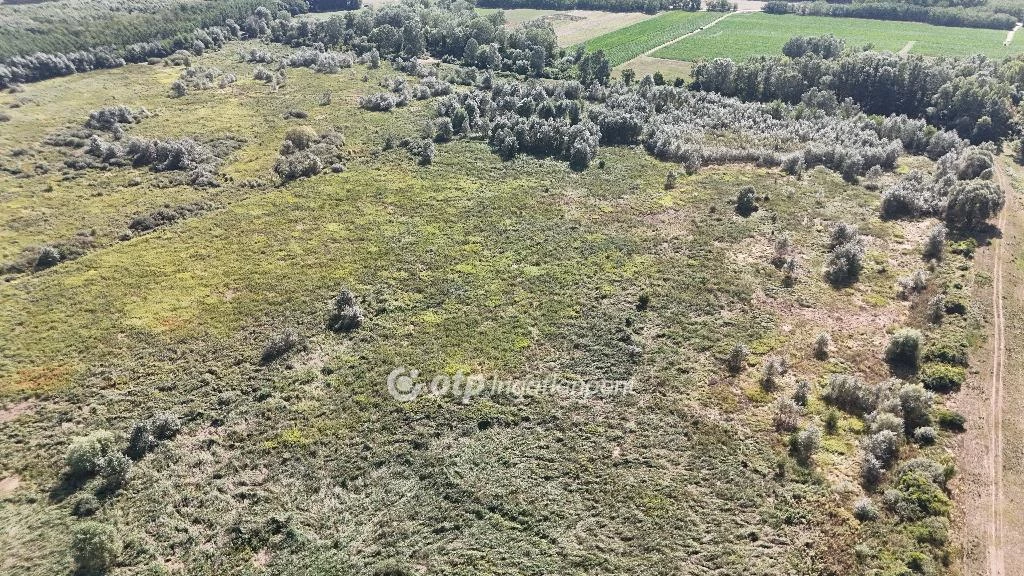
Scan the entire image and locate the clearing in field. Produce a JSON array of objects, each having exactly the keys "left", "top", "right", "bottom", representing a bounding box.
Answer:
[
  {"left": 652, "top": 13, "right": 1024, "bottom": 62},
  {"left": 575, "top": 10, "right": 719, "bottom": 66},
  {"left": 477, "top": 7, "right": 657, "bottom": 47}
]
